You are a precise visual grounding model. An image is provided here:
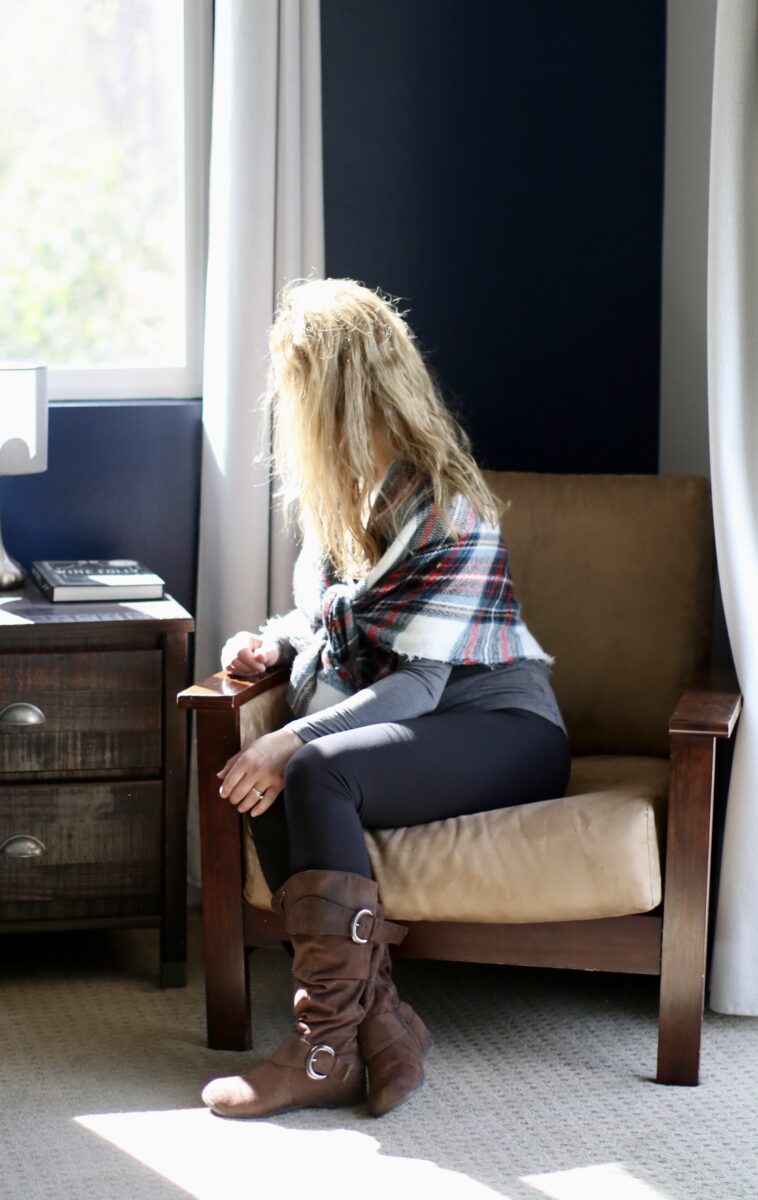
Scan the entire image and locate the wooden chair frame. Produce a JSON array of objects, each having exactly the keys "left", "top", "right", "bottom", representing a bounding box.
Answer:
[{"left": 179, "top": 665, "right": 741, "bottom": 1085}]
